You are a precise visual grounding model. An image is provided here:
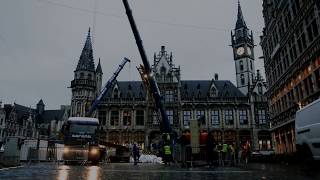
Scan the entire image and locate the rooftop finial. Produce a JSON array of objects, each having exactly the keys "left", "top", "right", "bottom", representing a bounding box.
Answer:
[{"left": 88, "top": 27, "right": 91, "bottom": 37}]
